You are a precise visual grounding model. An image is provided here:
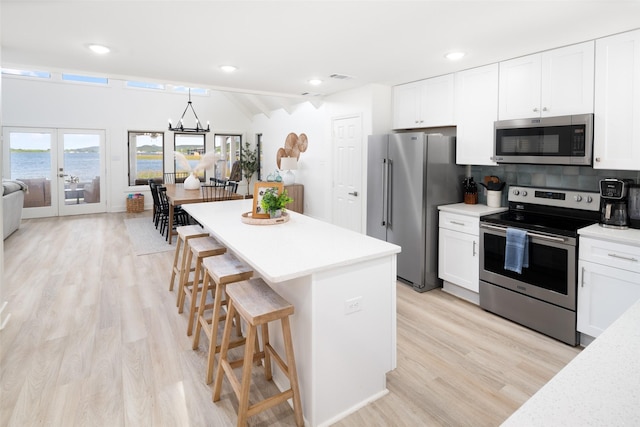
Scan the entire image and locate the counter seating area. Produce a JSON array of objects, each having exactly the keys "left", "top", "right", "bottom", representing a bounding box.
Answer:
[{"left": 170, "top": 225, "right": 301, "bottom": 426}]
